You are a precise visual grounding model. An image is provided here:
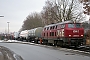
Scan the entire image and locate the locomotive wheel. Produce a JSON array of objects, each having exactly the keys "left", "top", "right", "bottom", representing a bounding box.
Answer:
[
  {"left": 58, "top": 40, "right": 64, "bottom": 47},
  {"left": 47, "top": 43, "right": 53, "bottom": 46},
  {"left": 54, "top": 40, "right": 57, "bottom": 46},
  {"left": 25, "top": 38, "right": 28, "bottom": 42}
]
